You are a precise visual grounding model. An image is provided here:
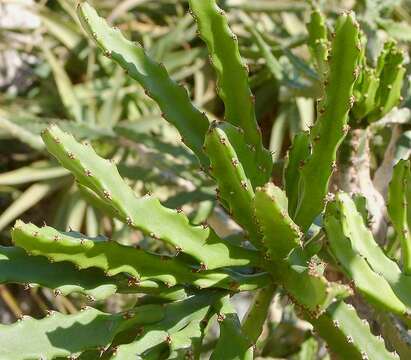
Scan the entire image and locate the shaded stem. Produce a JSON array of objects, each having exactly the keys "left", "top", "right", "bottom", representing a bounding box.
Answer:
[{"left": 241, "top": 283, "right": 276, "bottom": 345}]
